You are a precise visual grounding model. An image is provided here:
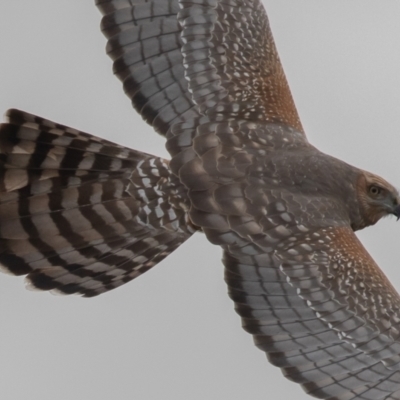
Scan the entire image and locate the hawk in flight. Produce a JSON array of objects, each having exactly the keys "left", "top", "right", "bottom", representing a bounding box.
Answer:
[{"left": 1, "top": 1, "right": 400, "bottom": 399}]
